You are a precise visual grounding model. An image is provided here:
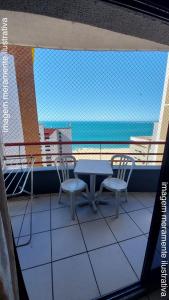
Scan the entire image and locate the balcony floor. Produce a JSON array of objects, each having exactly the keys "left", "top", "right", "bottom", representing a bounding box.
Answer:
[{"left": 8, "top": 192, "right": 155, "bottom": 300}]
